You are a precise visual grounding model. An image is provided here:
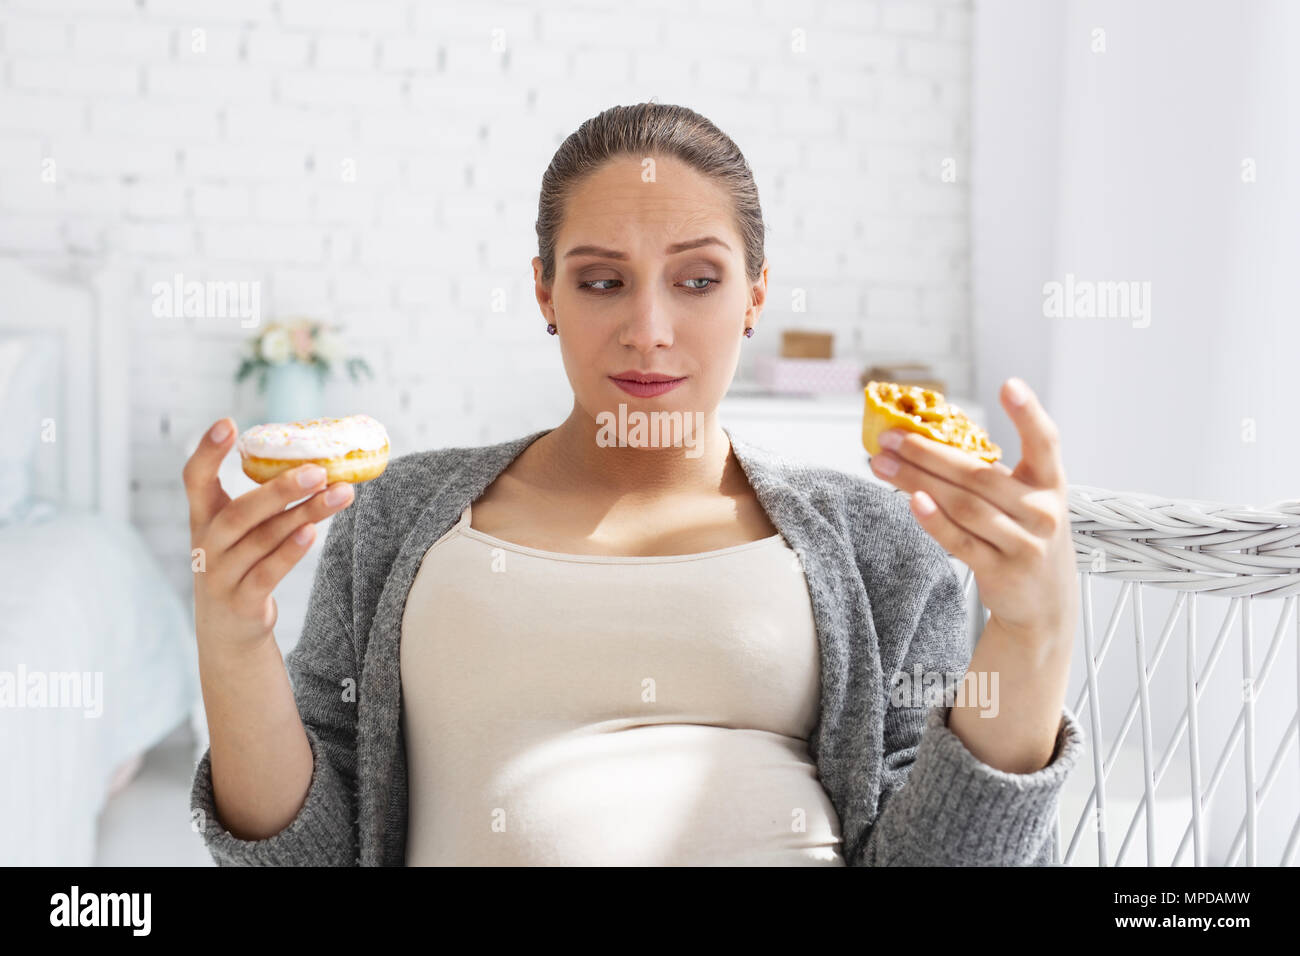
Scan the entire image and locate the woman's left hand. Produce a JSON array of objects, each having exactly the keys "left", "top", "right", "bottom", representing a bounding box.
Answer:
[{"left": 868, "top": 377, "right": 1078, "bottom": 654}]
